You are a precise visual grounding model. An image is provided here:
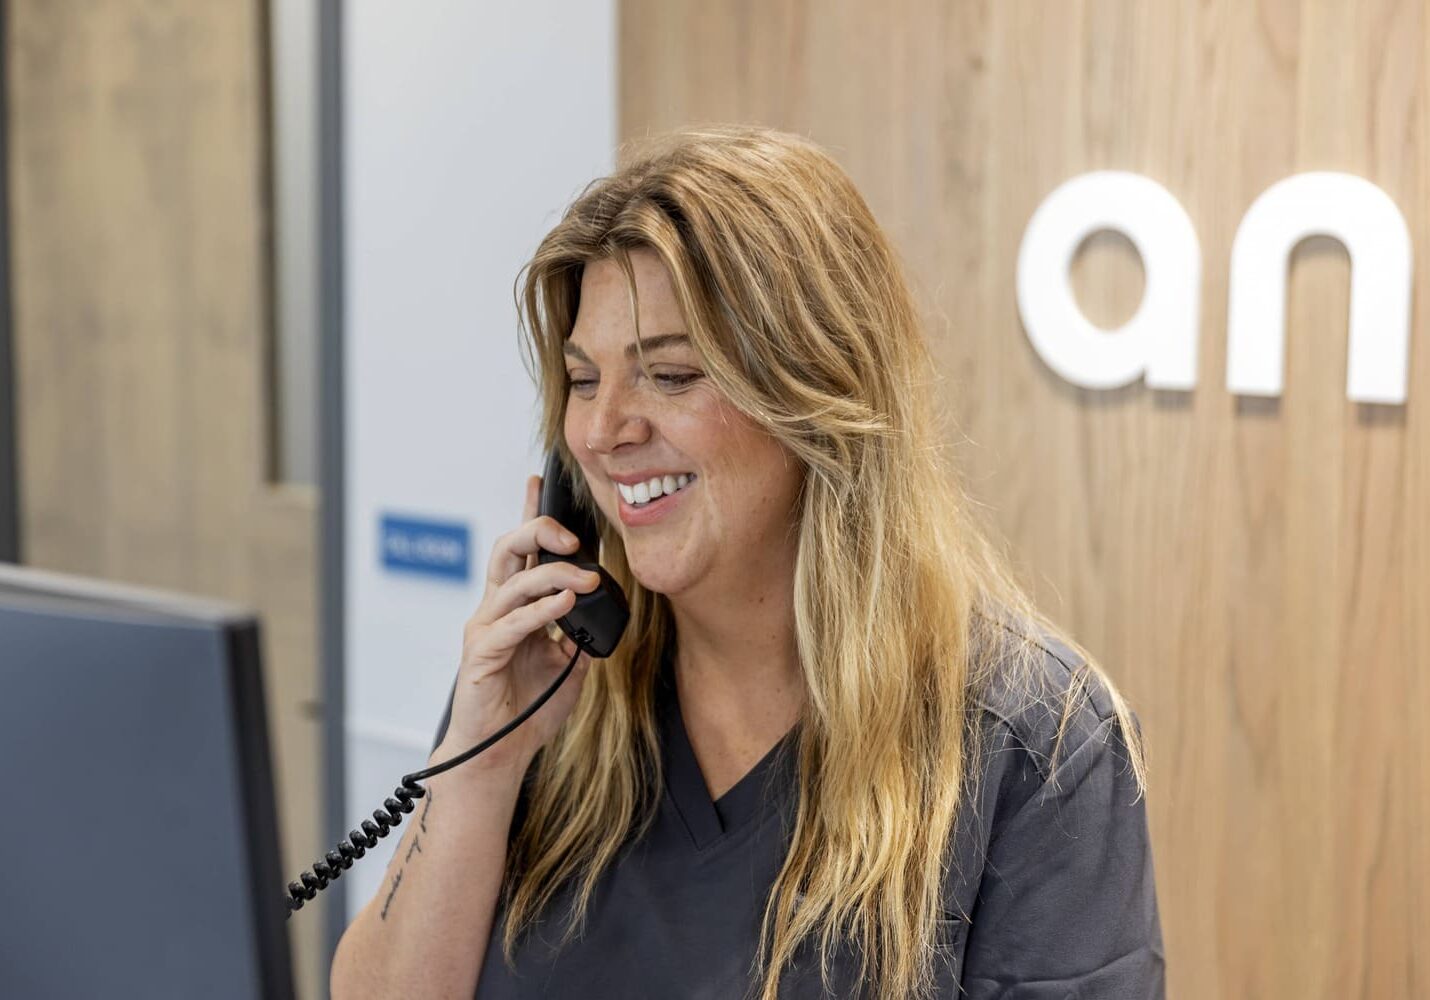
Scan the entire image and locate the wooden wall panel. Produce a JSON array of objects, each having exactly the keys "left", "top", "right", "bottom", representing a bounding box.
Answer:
[
  {"left": 5, "top": 3, "right": 325, "bottom": 997},
  {"left": 620, "top": 2, "right": 1430, "bottom": 997}
]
